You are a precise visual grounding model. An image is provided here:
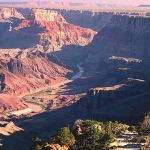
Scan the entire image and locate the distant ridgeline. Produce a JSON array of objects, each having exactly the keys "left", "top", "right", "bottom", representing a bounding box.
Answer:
[
  {"left": 0, "top": 2, "right": 27, "bottom": 5},
  {"left": 138, "top": 5, "right": 150, "bottom": 7}
]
